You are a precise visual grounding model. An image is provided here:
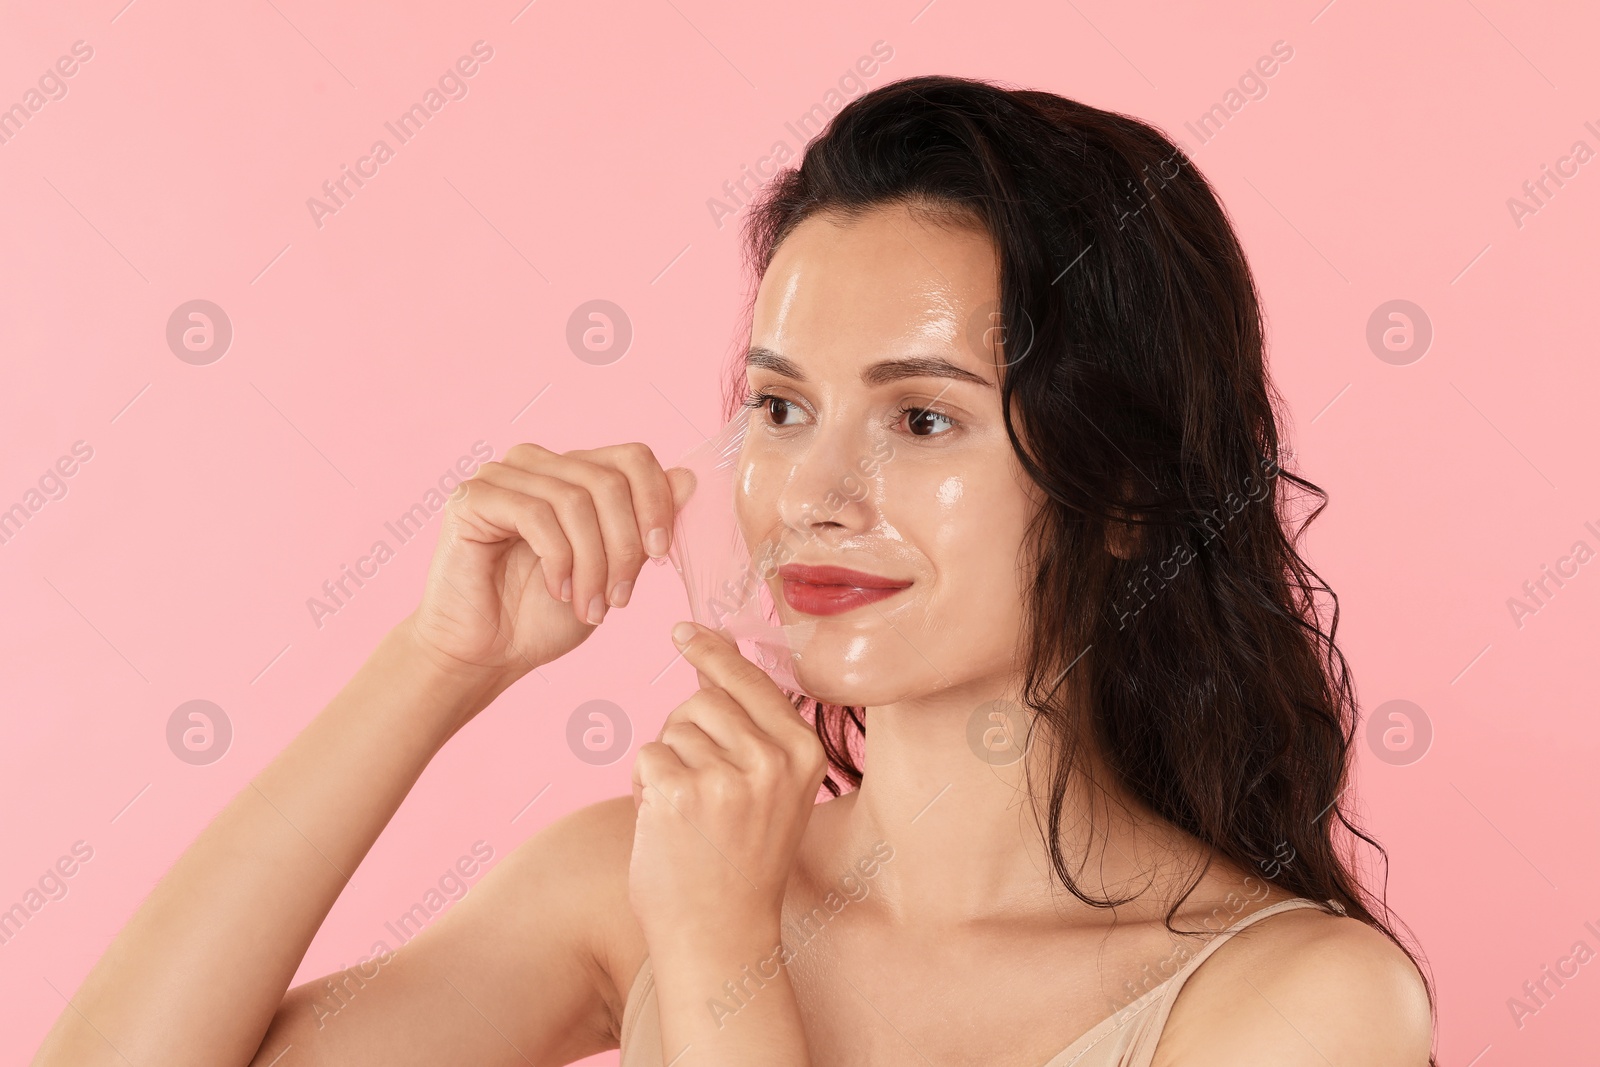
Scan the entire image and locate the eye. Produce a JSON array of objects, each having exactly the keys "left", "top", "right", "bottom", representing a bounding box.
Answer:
[
  {"left": 898, "top": 404, "right": 958, "bottom": 437},
  {"left": 742, "top": 389, "right": 808, "bottom": 427},
  {"left": 768, "top": 396, "right": 806, "bottom": 425}
]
